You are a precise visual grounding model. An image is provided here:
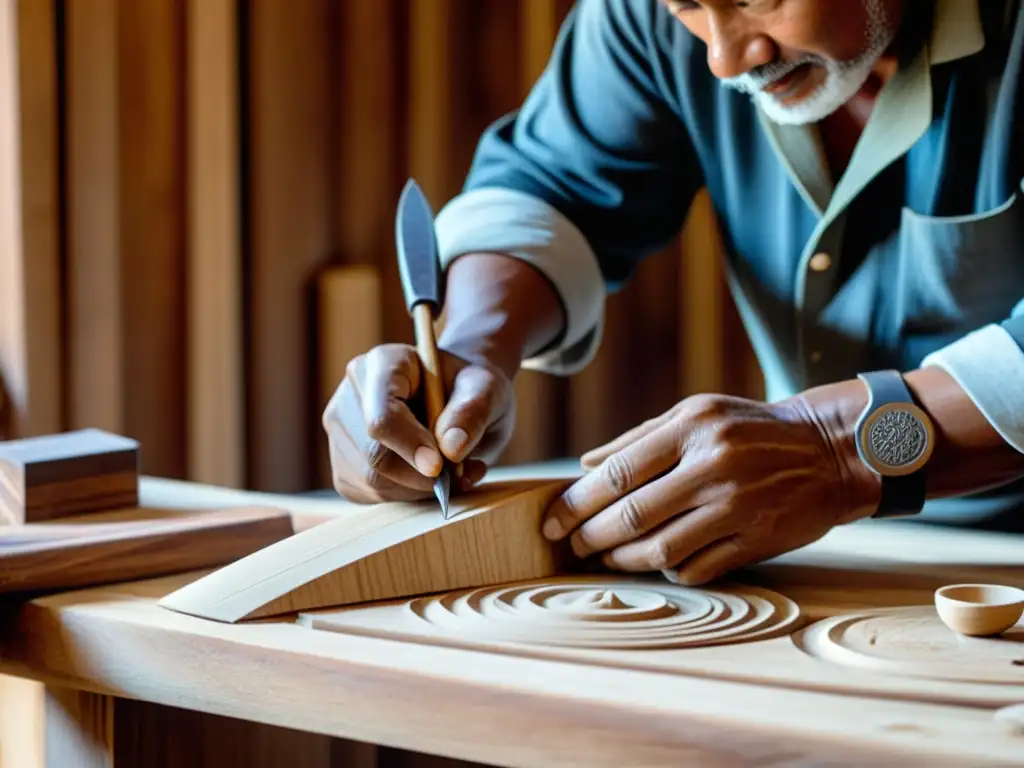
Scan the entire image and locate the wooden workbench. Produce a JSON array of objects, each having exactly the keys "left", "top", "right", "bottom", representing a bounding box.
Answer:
[{"left": 2, "top": 467, "right": 1024, "bottom": 767}]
